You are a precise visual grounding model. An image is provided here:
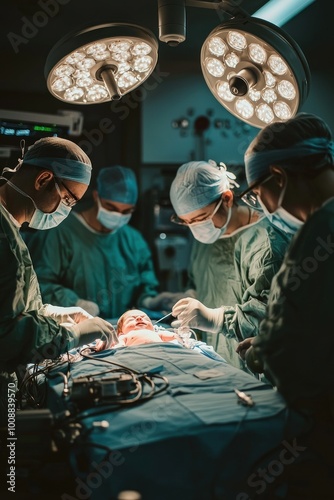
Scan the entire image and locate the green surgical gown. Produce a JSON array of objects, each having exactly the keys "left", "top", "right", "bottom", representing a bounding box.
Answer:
[
  {"left": 216, "top": 217, "right": 292, "bottom": 367},
  {"left": 188, "top": 234, "right": 241, "bottom": 308},
  {"left": 27, "top": 212, "right": 159, "bottom": 319},
  {"left": 187, "top": 233, "right": 246, "bottom": 368},
  {"left": 0, "top": 205, "right": 76, "bottom": 423},
  {"left": 253, "top": 198, "right": 334, "bottom": 406}
]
